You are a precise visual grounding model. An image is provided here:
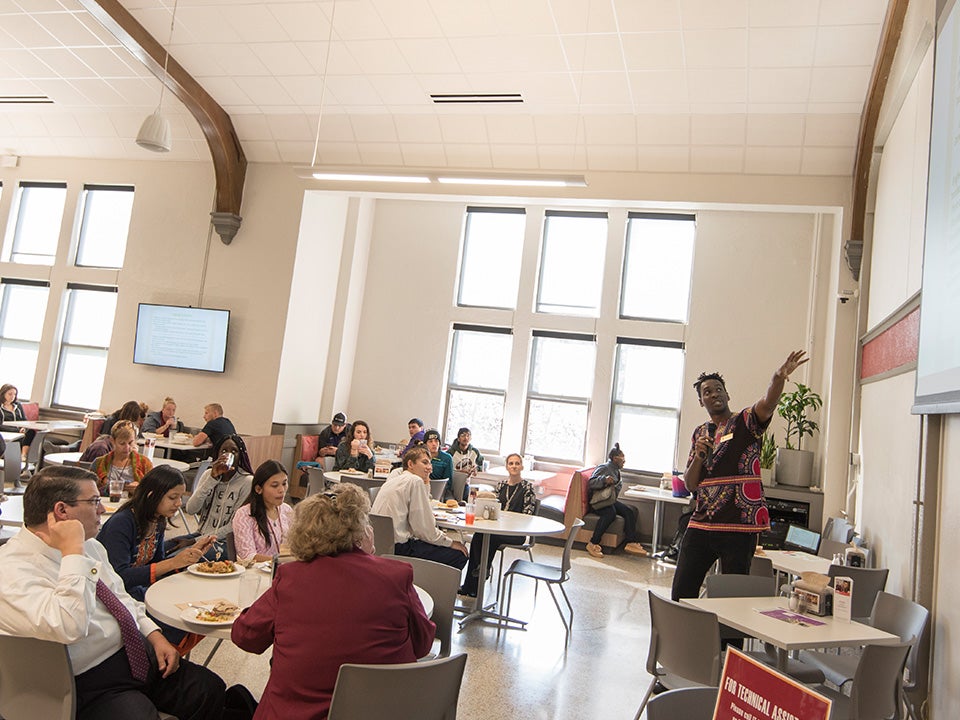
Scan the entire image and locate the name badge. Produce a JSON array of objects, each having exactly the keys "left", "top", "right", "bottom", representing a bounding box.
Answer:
[{"left": 718, "top": 433, "right": 734, "bottom": 444}]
